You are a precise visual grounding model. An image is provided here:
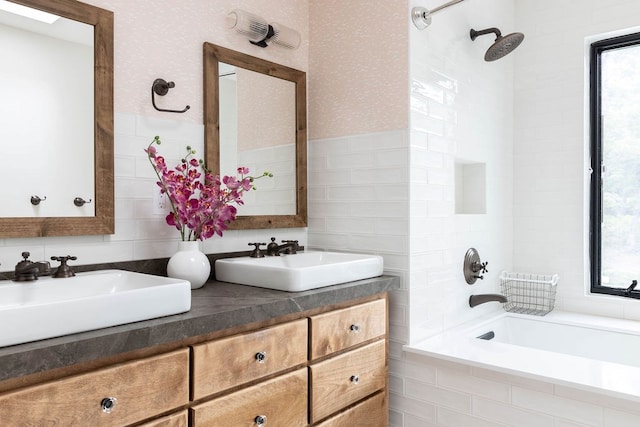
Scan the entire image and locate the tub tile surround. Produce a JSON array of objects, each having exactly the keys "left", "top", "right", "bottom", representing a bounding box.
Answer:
[{"left": 397, "top": 352, "right": 640, "bottom": 427}]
